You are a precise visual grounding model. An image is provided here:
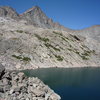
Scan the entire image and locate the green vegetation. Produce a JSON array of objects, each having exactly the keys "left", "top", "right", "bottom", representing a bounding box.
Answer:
[
  {"left": 67, "top": 45, "right": 92, "bottom": 60},
  {"left": 75, "top": 51, "right": 80, "bottom": 55},
  {"left": 53, "top": 31, "right": 62, "bottom": 36},
  {"left": 67, "top": 48, "right": 73, "bottom": 51},
  {"left": 16, "top": 30, "right": 23, "bottom": 33},
  {"left": 35, "top": 34, "right": 61, "bottom": 52},
  {"left": 53, "top": 31, "right": 74, "bottom": 42},
  {"left": 35, "top": 34, "right": 49, "bottom": 42},
  {"left": 82, "top": 50, "right": 91, "bottom": 56},
  {"left": 74, "top": 49, "right": 91, "bottom": 60},
  {"left": 22, "top": 57, "right": 31, "bottom": 61},
  {"left": 53, "top": 31, "right": 96, "bottom": 61},
  {"left": 61, "top": 37, "right": 69, "bottom": 42},
  {"left": 55, "top": 55, "right": 64, "bottom": 61},
  {"left": 80, "top": 55, "right": 89, "bottom": 60},
  {"left": 79, "top": 50, "right": 92, "bottom": 60},
  {"left": 12, "top": 55, "right": 22, "bottom": 60},
  {"left": 44, "top": 43, "right": 60, "bottom": 51},
  {"left": 12, "top": 55, "right": 31, "bottom": 62}
]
